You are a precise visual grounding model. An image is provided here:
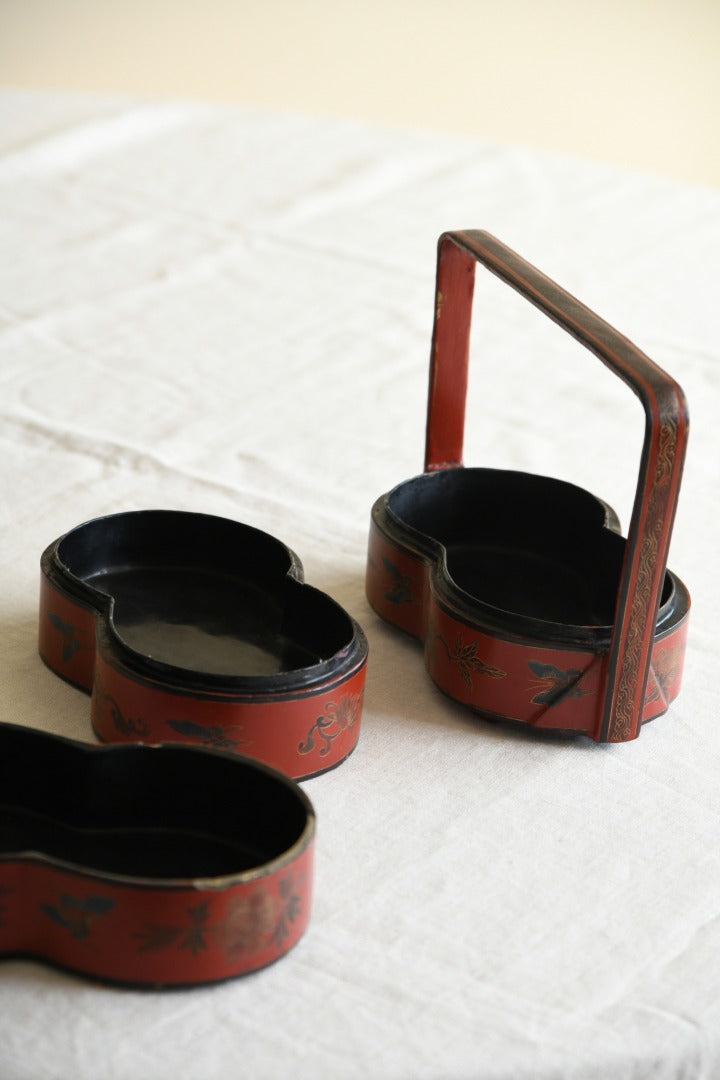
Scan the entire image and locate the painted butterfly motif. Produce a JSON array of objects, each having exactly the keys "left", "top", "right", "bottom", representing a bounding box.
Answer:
[
  {"left": 383, "top": 557, "right": 414, "bottom": 605},
  {"left": 528, "top": 661, "right": 589, "bottom": 706},
  {"left": 41, "top": 894, "right": 115, "bottom": 940},
  {"left": 437, "top": 632, "right": 506, "bottom": 689},
  {"left": 48, "top": 613, "right": 82, "bottom": 662}
]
